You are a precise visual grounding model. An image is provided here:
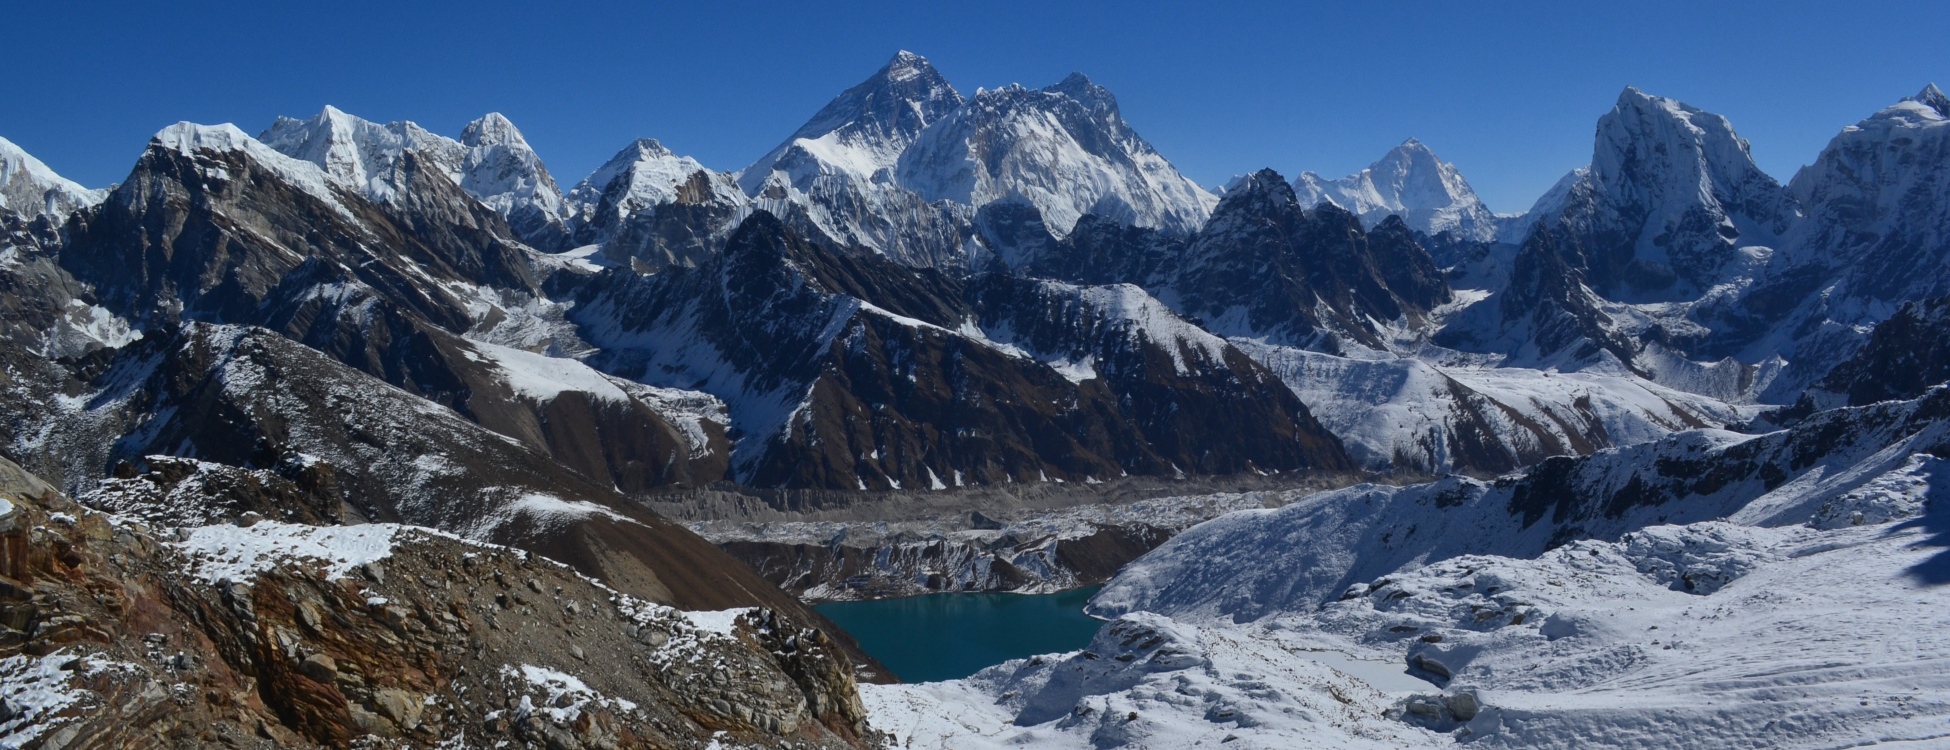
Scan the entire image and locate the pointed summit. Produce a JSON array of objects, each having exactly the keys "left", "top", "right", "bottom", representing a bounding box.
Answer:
[
  {"left": 1909, "top": 83, "right": 1950, "bottom": 119},
  {"left": 1519, "top": 88, "right": 1794, "bottom": 299},
  {"left": 896, "top": 71, "right": 1215, "bottom": 236},
  {"left": 739, "top": 51, "right": 963, "bottom": 192},
  {"left": 881, "top": 50, "right": 933, "bottom": 82},
  {"left": 459, "top": 112, "right": 527, "bottom": 148},
  {"left": 259, "top": 106, "right": 465, "bottom": 202},
  {"left": 1291, "top": 138, "right": 1497, "bottom": 241},
  {"left": 0, "top": 135, "right": 106, "bottom": 221},
  {"left": 455, "top": 112, "right": 564, "bottom": 248}
]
